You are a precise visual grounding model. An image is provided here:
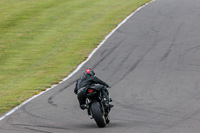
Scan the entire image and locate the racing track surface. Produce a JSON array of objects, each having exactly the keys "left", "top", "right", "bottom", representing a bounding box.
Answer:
[{"left": 1, "top": 0, "right": 200, "bottom": 132}]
